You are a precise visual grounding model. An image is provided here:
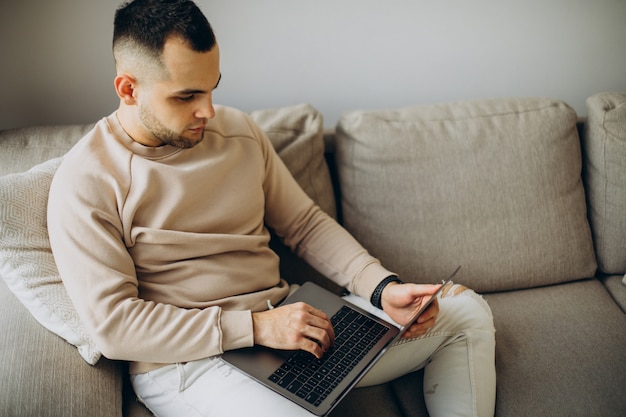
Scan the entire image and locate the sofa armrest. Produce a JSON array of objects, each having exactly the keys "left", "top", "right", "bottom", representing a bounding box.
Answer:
[
  {"left": 0, "top": 279, "right": 125, "bottom": 417},
  {"left": 583, "top": 92, "right": 626, "bottom": 275}
]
